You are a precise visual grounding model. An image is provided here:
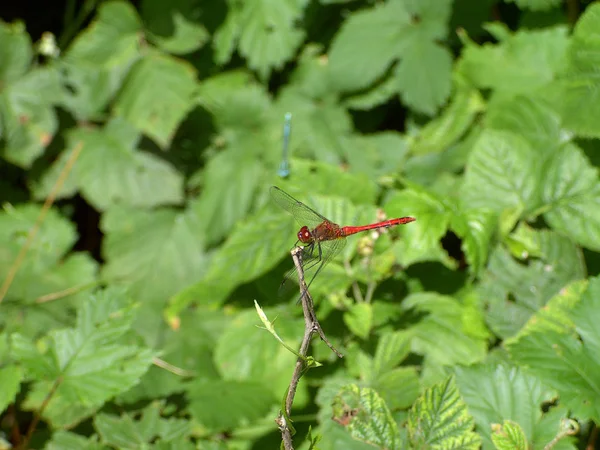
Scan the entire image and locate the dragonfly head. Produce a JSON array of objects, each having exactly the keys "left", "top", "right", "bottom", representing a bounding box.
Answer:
[{"left": 297, "top": 226, "right": 313, "bottom": 244}]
